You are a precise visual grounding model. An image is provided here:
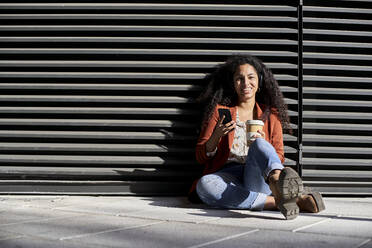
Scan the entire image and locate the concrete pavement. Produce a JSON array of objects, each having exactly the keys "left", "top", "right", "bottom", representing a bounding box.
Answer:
[{"left": 0, "top": 195, "right": 371, "bottom": 248}]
